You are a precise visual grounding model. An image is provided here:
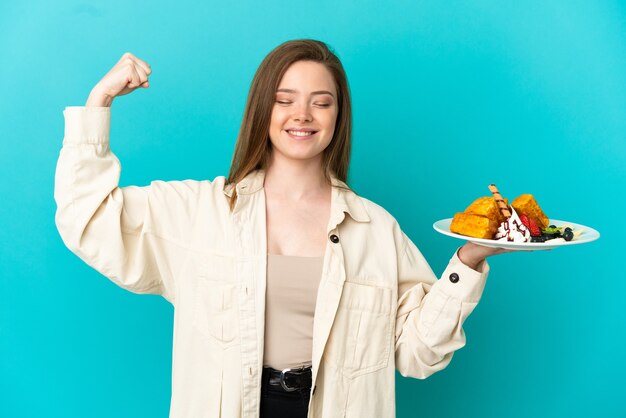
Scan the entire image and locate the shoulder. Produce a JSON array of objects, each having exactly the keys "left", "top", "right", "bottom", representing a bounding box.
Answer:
[
  {"left": 146, "top": 175, "right": 231, "bottom": 214},
  {"left": 344, "top": 183, "right": 395, "bottom": 220},
  {"left": 140, "top": 176, "right": 232, "bottom": 241},
  {"left": 149, "top": 175, "right": 227, "bottom": 194},
  {"left": 348, "top": 189, "right": 403, "bottom": 232}
]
